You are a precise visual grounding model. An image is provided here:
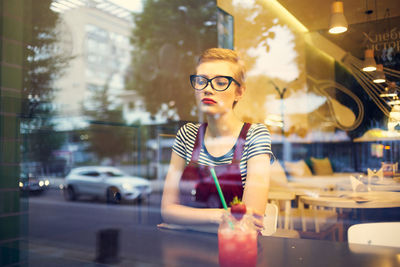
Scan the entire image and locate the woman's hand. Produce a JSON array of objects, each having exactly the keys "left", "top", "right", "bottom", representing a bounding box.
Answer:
[{"left": 247, "top": 208, "right": 264, "bottom": 233}]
